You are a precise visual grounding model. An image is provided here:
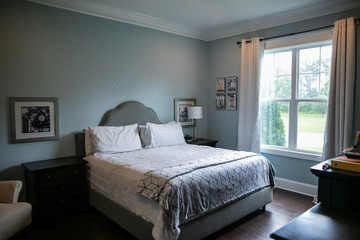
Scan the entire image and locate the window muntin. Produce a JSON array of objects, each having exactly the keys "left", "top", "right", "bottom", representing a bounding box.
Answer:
[{"left": 261, "top": 43, "right": 331, "bottom": 154}]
